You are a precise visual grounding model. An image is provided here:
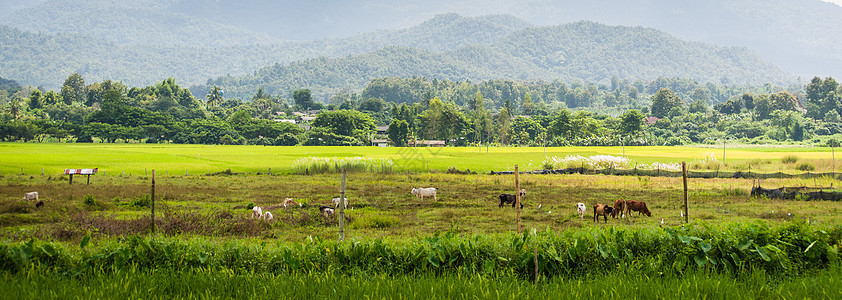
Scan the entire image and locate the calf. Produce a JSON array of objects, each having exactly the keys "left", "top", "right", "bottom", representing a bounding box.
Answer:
[
  {"left": 576, "top": 203, "right": 587, "bottom": 219},
  {"left": 319, "top": 205, "right": 336, "bottom": 219},
  {"left": 410, "top": 187, "right": 437, "bottom": 202},
  {"left": 332, "top": 197, "right": 349, "bottom": 209},
  {"left": 612, "top": 199, "right": 627, "bottom": 218},
  {"left": 593, "top": 204, "right": 614, "bottom": 223},
  {"left": 35, "top": 200, "right": 44, "bottom": 208},
  {"left": 261, "top": 211, "right": 274, "bottom": 222},
  {"left": 498, "top": 189, "right": 526, "bottom": 208},
  {"left": 625, "top": 200, "right": 651, "bottom": 217},
  {"left": 22, "top": 192, "right": 38, "bottom": 201}
]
